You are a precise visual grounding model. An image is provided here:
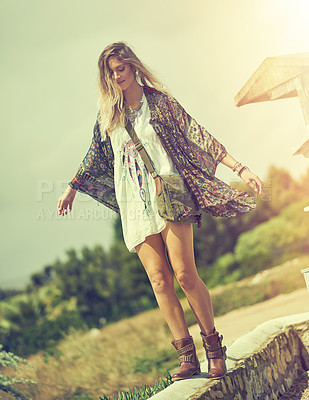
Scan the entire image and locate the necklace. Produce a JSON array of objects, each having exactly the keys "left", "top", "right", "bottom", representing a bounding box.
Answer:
[
  {"left": 125, "top": 101, "right": 144, "bottom": 124},
  {"left": 125, "top": 87, "right": 143, "bottom": 111},
  {"left": 125, "top": 99, "right": 143, "bottom": 115},
  {"left": 125, "top": 87, "right": 144, "bottom": 123}
]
